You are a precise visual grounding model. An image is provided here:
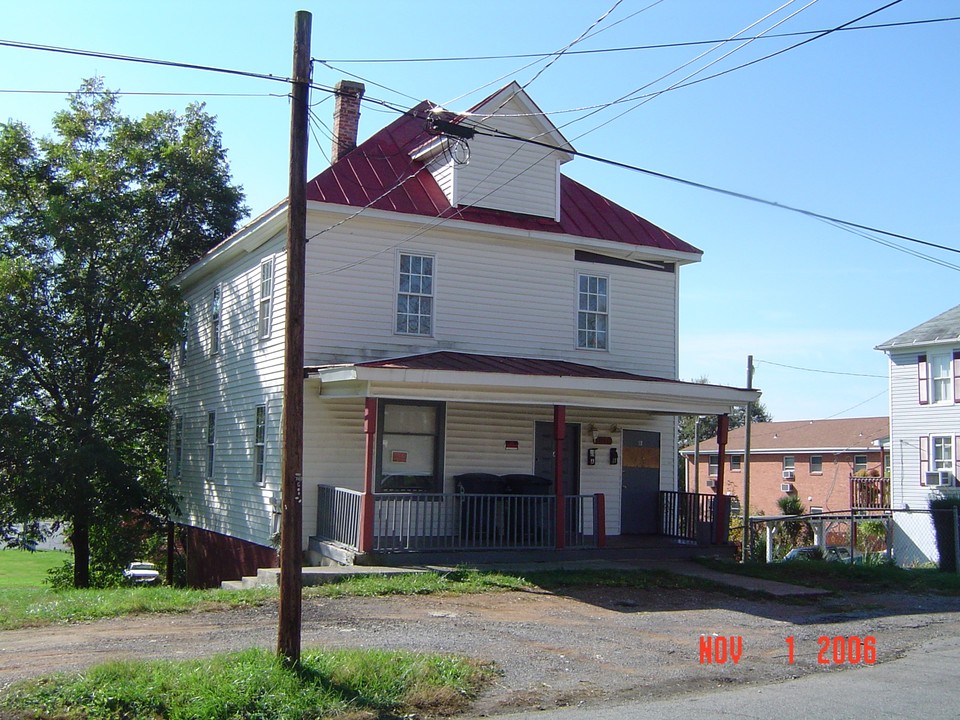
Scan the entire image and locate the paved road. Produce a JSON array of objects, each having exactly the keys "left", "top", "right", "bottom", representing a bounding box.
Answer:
[{"left": 493, "top": 635, "right": 960, "bottom": 720}]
